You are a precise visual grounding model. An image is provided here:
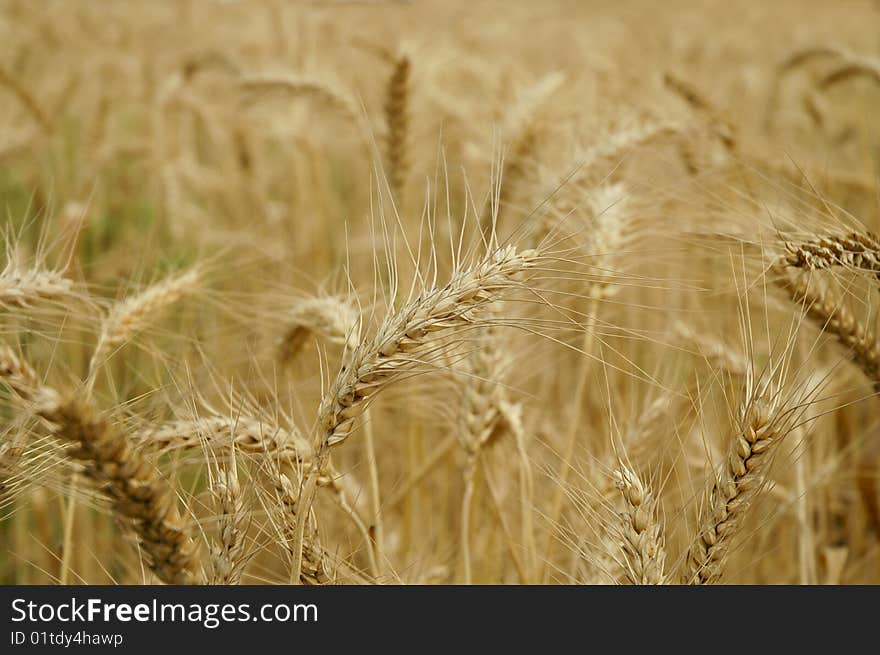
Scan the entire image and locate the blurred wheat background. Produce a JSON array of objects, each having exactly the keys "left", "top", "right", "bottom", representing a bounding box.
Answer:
[{"left": 2, "top": 0, "right": 880, "bottom": 585}]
